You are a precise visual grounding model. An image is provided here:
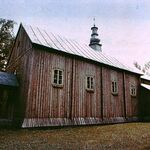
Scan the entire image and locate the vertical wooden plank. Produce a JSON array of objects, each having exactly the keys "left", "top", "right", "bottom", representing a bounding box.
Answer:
[
  {"left": 101, "top": 66, "right": 103, "bottom": 120},
  {"left": 123, "top": 72, "right": 127, "bottom": 118}
]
